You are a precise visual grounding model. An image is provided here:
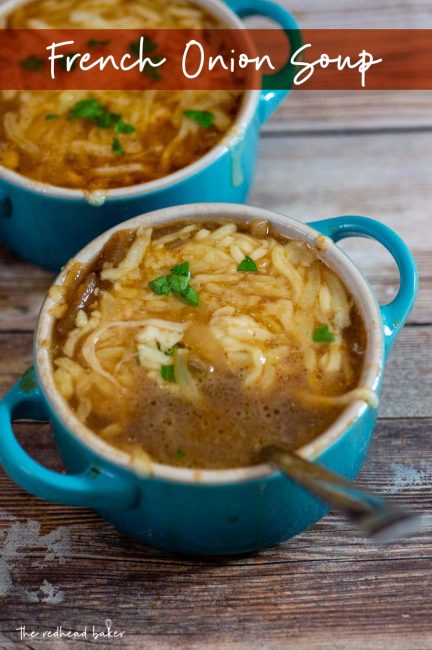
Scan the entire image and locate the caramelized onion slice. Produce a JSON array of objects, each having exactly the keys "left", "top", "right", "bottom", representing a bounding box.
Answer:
[
  {"left": 62, "top": 262, "right": 90, "bottom": 299},
  {"left": 57, "top": 272, "right": 98, "bottom": 336},
  {"left": 249, "top": 218, "right": 269, "bottom": 239},
  {"left": 99, "top": 229, "right": 137, "bottom": 267},
  {"left": 183, "top": 321, "right": 226, "bottom": 371},
  {"left": 174, "top": 349, "right": 202, "bottom": 405}
]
